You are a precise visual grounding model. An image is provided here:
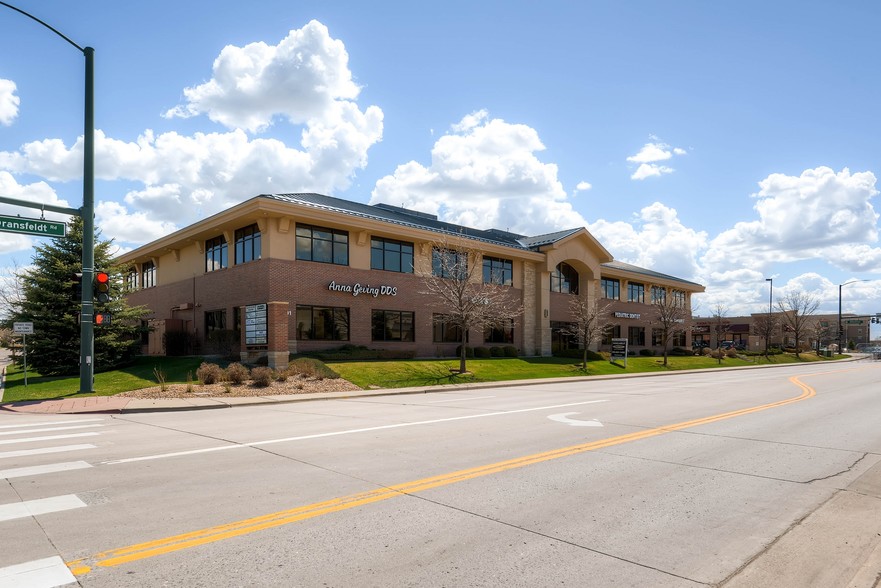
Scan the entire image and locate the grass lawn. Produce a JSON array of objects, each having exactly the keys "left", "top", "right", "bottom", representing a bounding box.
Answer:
[
  {"left": 1, "top": 356, "right": 204, "bottom": 402},
  {"left": 0, "top": 351, "right": 845, "bottom": 403},
  {"left": 329, "top": 352, "right": 841, "bottom": 390}
]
